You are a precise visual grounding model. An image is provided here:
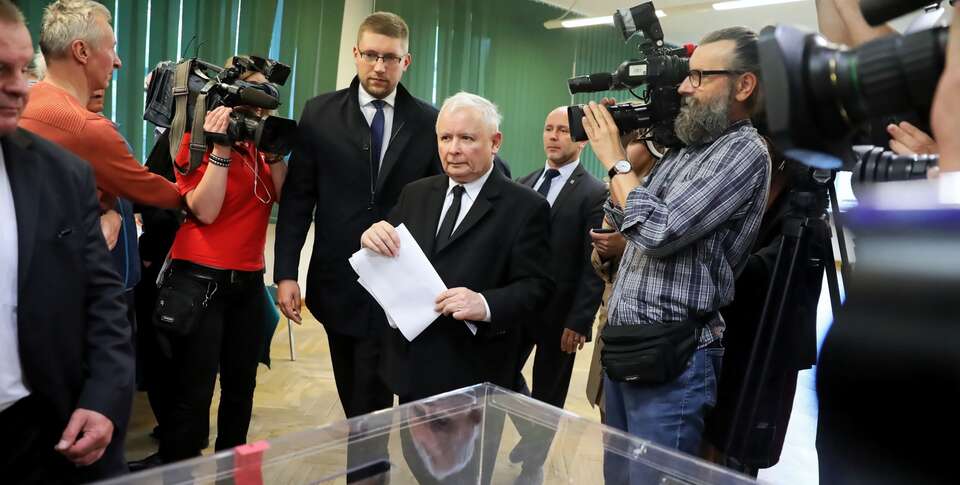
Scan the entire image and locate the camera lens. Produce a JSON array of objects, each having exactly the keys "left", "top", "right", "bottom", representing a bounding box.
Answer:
[{"left": 852, "top": 145, "right": 938, "bottom": 185}]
